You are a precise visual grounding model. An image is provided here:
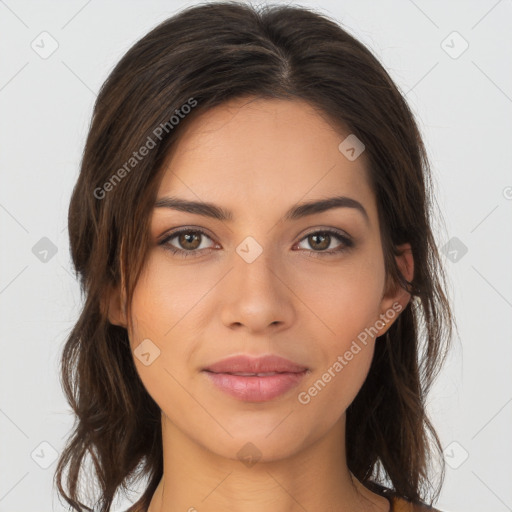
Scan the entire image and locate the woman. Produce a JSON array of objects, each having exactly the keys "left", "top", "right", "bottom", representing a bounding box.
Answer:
[{"left": 55, "top": 2, "right": 455, "bottom": 511}]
